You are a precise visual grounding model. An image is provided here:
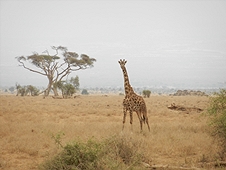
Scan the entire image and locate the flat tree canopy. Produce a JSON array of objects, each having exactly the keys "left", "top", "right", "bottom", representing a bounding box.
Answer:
[{"left": 16, "top": 46, "right": 96, "bottom": 96}]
